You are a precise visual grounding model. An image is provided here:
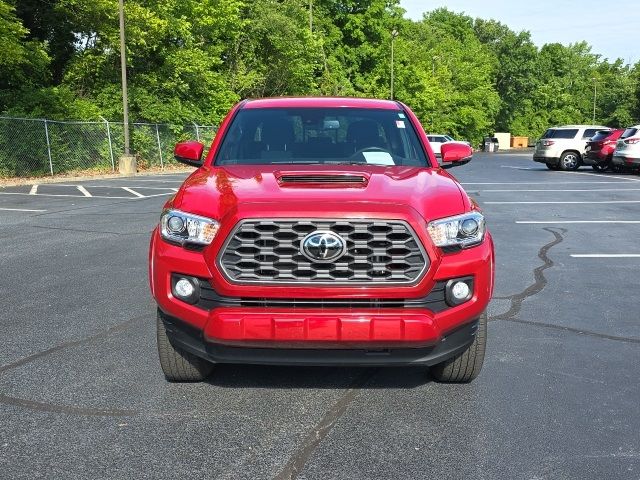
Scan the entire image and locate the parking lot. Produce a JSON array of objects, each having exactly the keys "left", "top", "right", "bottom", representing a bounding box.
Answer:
[{"left": 1, "top": 154, "right": 639, "bottom": 479}]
